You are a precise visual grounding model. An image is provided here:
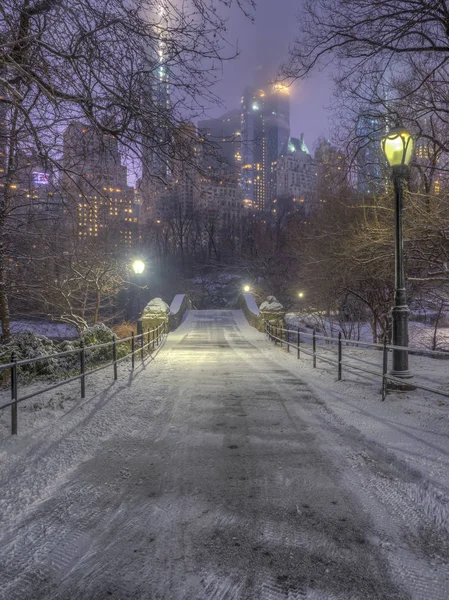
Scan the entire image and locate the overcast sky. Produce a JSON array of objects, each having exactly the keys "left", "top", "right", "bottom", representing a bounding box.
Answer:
[{"left": 204, "top": 0, "right": 334, "bottom": 153}]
